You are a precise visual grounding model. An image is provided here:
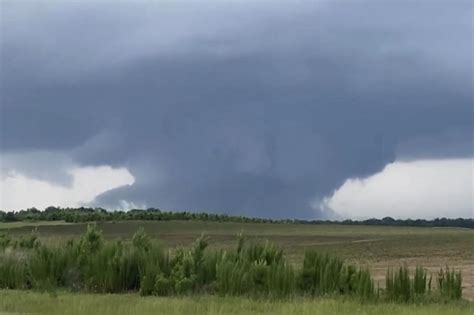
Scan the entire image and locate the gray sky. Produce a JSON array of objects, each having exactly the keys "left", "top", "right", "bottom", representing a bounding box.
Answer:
[{"left": 0, "top": 0, "right": 472, "bottom": 219}]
